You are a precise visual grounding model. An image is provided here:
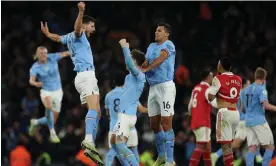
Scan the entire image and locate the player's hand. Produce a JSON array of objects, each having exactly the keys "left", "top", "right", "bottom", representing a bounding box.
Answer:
[
  {"left": 35, "top": 82, "right": 43, "bottom": 88},
  {"left": 141, "top": 66, "right": 150, "bottom": 73},
  {"left": 119, "top": 39, "right": 128, "bottom": 48},
  {"left": 41, "top": 22, "right": 49, "bottom": 36},
  {"left": 78, "top": 2, "right": 85, "bottom": 12}
]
